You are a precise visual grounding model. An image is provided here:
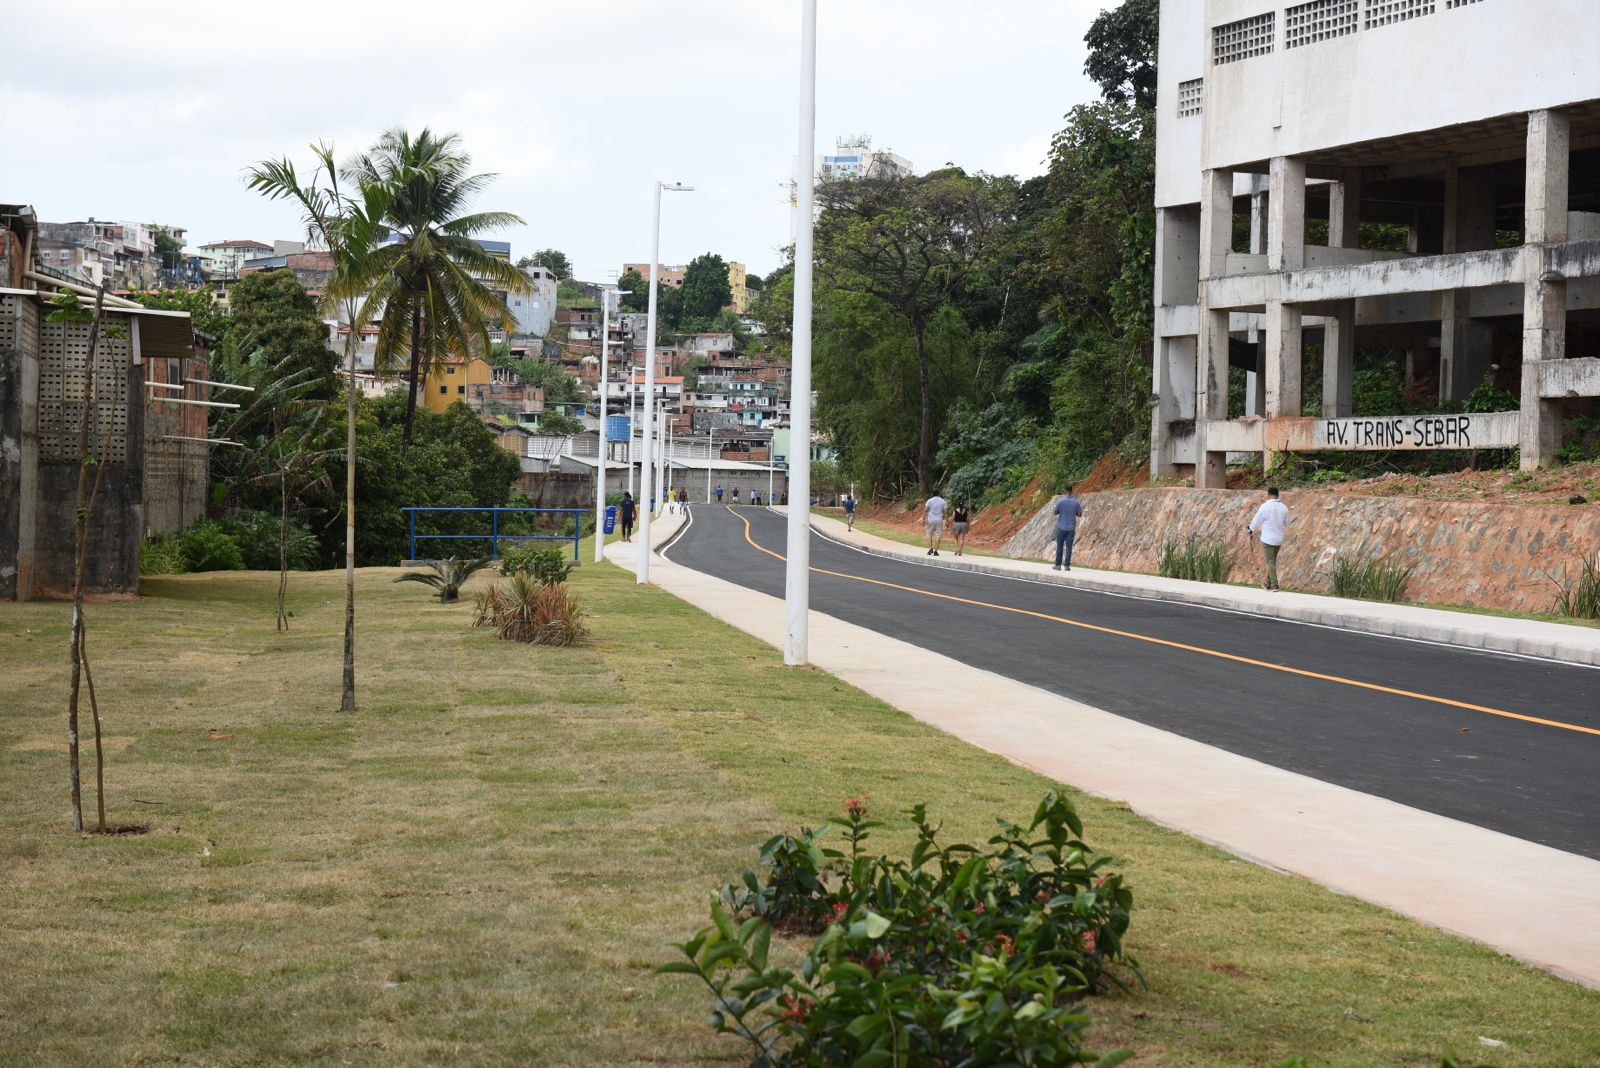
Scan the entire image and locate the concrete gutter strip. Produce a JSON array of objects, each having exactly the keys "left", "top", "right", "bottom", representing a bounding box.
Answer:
[
  {"left": 786, "top": 508, "right": 1600, "bottom": 669},
  {"left": 610, "top": 512, "right": 1600, "bottom": 988}
]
